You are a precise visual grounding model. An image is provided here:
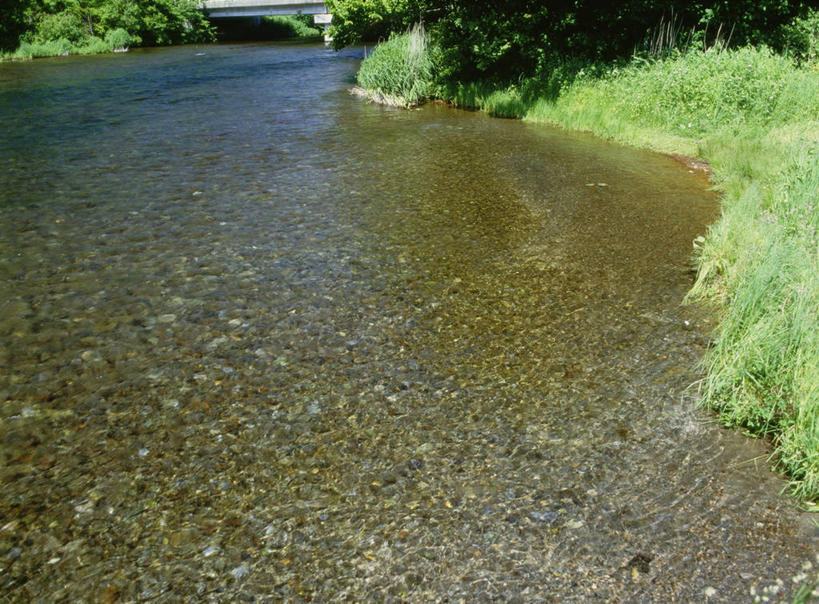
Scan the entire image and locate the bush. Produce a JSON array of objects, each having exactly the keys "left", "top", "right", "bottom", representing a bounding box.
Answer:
[
  {"left": 780, "top": 8, "right": 819, "bottom": 65},
  {"left": 32, "top": 10, "right": 87, "bottom": 44},
  {"left": 75, "top": 36, "right": 112, "bottom": 55},
  {"left": 356, "top": 23, "right": 435, "bottom": 107},
  {"left": 105, "top": 28, "right": 133, "bottom": 50}
]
